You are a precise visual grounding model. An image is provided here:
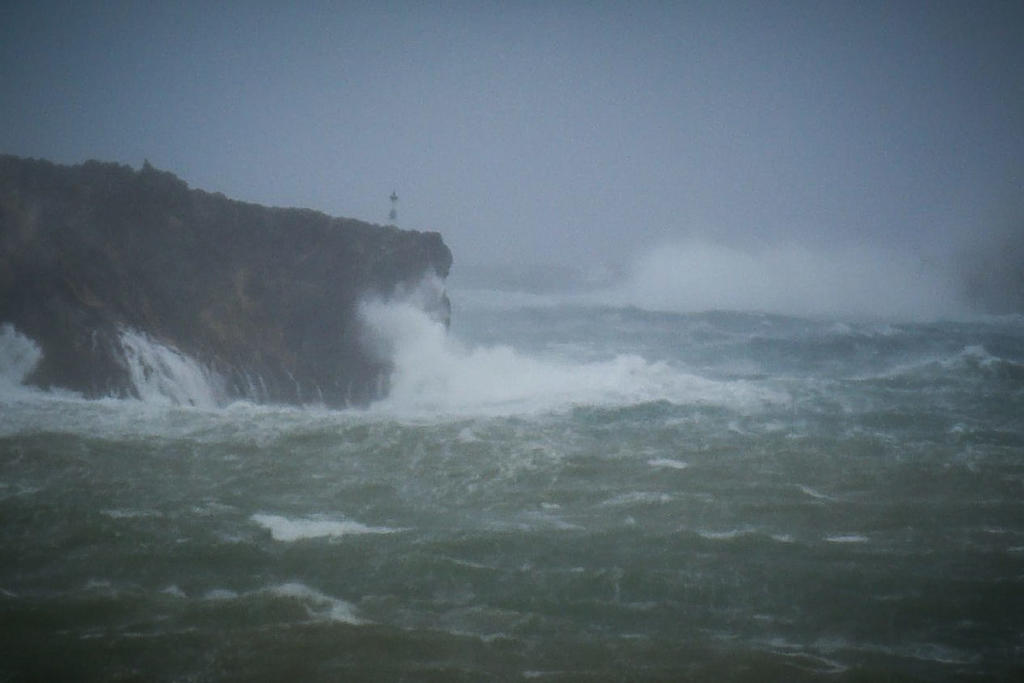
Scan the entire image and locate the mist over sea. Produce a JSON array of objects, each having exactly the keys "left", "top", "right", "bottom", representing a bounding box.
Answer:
[{"left": 2, "top": 262, "right": 1023, "bottom": 681}]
